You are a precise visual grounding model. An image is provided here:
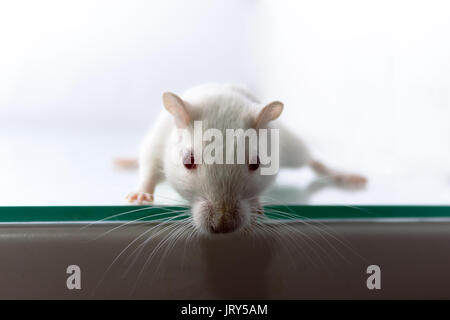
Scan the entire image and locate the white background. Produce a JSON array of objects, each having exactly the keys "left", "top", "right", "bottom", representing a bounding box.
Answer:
[{"left": 1, "top": 0, "right": 449, "bottom": 205}]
